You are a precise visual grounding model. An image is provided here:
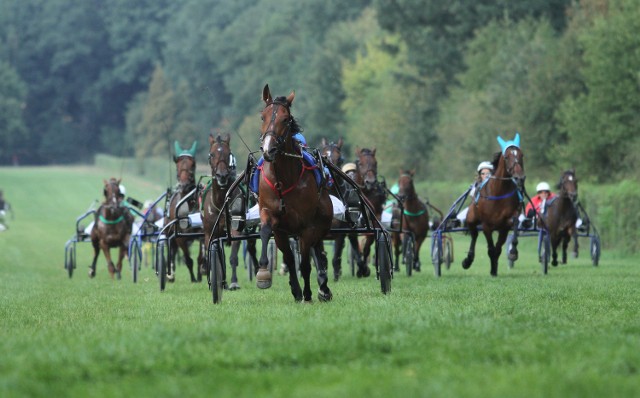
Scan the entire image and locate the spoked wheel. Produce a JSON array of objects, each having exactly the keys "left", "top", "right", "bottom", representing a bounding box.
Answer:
[
  {"left": 65, "top": 244, "right": 75, "bottom": 279},
  {"left": 506, "top": 233, "right": 515, "bottom": 269},
  {"left": 348, "top": 242, "right": 357, "bottom": 277},
  {"left": 376, "top": 233, "right": 392, "bottom": 294},
  {"left": 431, "top": 233, "right": 442, "bottom": 277},
  {"left": 245, "top": 241, "right": 256, "bottom": 281},
  {"left": 590, "top": 235, "right": 601, "bottom": 266},
  {"left": 291, "top": 238, "right": 301, "bottom": 276},
  {"left": 130, "top": 238, "right": 141, "bottom": 283},
  {"left": 403, "top": 234, "right": 415, "bottom": 277},
  {"left": 444, "top": 237, "right": 453, "bottom": 270},
  {"left": 539, "top": 231, "right": 550, "bottom": 275},
  {"left": 210, "top": 242, "right": 224, "bottom": 304},
  {"left": 156, "top": 240, "right": 168, "bottom": 291},
  {"left": 267, "top": 239, "right": 277, "bottom": 274}
]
